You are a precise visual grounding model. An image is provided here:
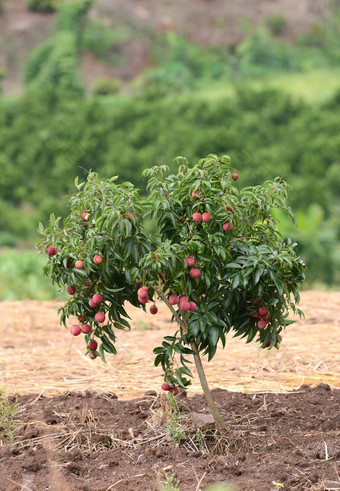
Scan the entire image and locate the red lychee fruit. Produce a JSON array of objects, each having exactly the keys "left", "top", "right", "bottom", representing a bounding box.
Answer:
[
  {"left": 179, "top": 296, "right": 189, "bottom": 304},
  {"left": 192, "top": 190, "right": 200, "bottom": 196},
  {"left": 180, "top": 301, "right": 191, "bottom": 312},
  {"left": 189, "top": 301, "right": 197, "bottom": 312},
  {"left": 169, "top": 387, "right": 179, "bottom": 396},
  {"left": 202, "top": 212, "right": 211, "bottom": 223},
  {"left": 81, "top": 324, "right": 91, "bottom": 334},
  {"left": 95, "top": 312, "right": 105, "bottom": 323},
  {"left": 251, "top": 312, "right": 260, "bottom": 318},
  {"left": 254, "top": 299, "right": 261, "bottom": 306},
  {"left": 93, "top": 255, "right": 103, "bottom": 265},
  {"left": 189, "top": 268, "right": 201, "bottom": 279},
  {"left": 258, "top": 306, "right": 268, "bottom": 317},
  {"left": 184, "top": 257, "right": 195, "bottom": 268},
  {"left": 223, "top": 221, "right": 234, "bottom": 232},
  {"left": 192, "top": 212, "right": 202, "bottom": 223},
  {"left": 79, "top": 315, "right": 86, "bottom": 322},
  {"left": 169, "top": 294, "right": 179, "bottom": 305},
  {"left": 138, "top": 287, "right": 148, "bottom": 296},
  {"left": 126, "top": 210, "right": 136, "bottom": 221},
  {"left": 89, "top": 299, "right": 97, "bottom": 308},
  {"left": 232, "top": 172, "right": 239, "bottom": 181},
  {"left": 89, "top": 351, "right": 97, "bottom": 360},
  {"left": 258, "top": 320, "right": 268, "bottom": 329},
  {"left": 67, "top": 285, "right": 76, "bottom": 295},
  {"left": 88, "top": 339, "right": 98, "bottom": 351},
  {"left": 75, "top": 260, "right": 84, "bottom": 269},
  {"left": 70, "top": 324, "right": 81, "bottom": 336},
  {"left": 81, "top": 212, "right": 89, "bottom": 222},
  {"left": 161, "top": 383, "right": 170, "bottom": 391},
  {"left": 138, "top": 288, "right": 149, "bottom": 303},
  {"left": 138, "top": 295, "right": 149, "bottom": 304},
  {"left": 46, "top": 246, "right": 57, "bottom": 256},
  {"left": 150, "top": 304, "right": 158, "bottom": 315},
  {"left": 92, "top": 293, "right": 103, "bottom": 305},
  {"left": 227, "top": 204, "right": 234, "bottom": 212}
]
